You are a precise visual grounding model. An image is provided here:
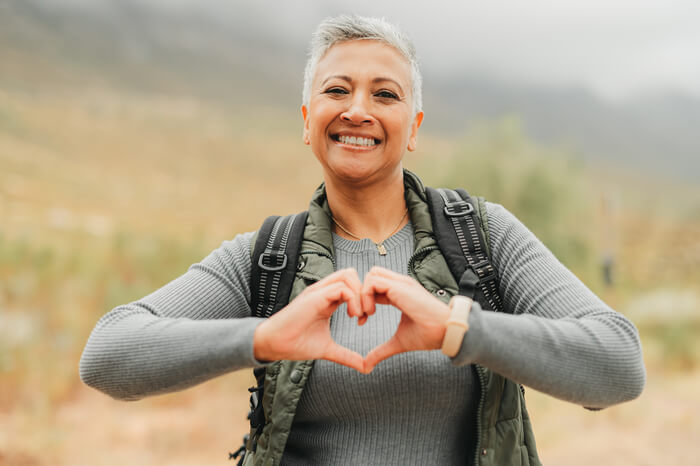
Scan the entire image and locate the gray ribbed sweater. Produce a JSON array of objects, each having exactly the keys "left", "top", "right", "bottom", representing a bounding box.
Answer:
[{"left": 79, "top": 202, "right": 646, "bottom": 465}]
